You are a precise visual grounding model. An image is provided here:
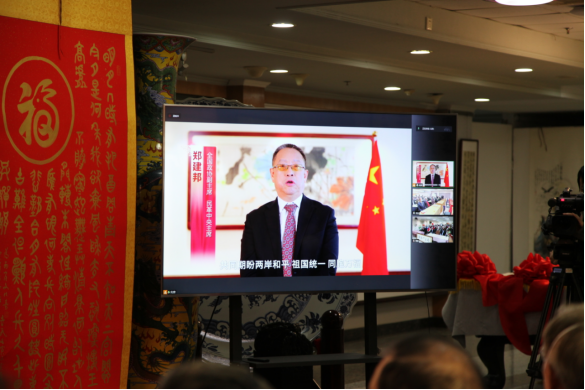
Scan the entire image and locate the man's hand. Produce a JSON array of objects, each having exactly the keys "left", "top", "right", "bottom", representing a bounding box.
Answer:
[{"left": 563, "top": 213, "right": 583, "bottom": 228}]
